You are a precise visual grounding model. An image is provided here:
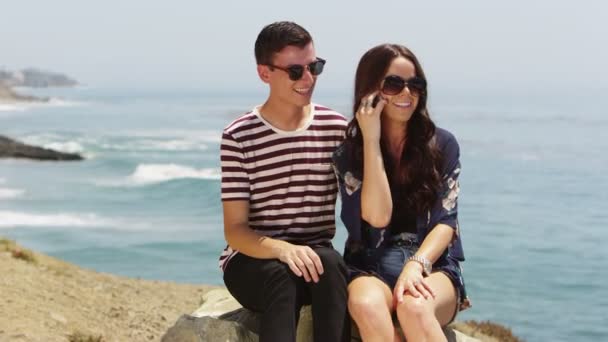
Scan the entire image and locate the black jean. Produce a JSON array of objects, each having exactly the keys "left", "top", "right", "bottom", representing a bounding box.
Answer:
[{"left": 223, "top": 246, "right": 350, "bottom": 342}]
